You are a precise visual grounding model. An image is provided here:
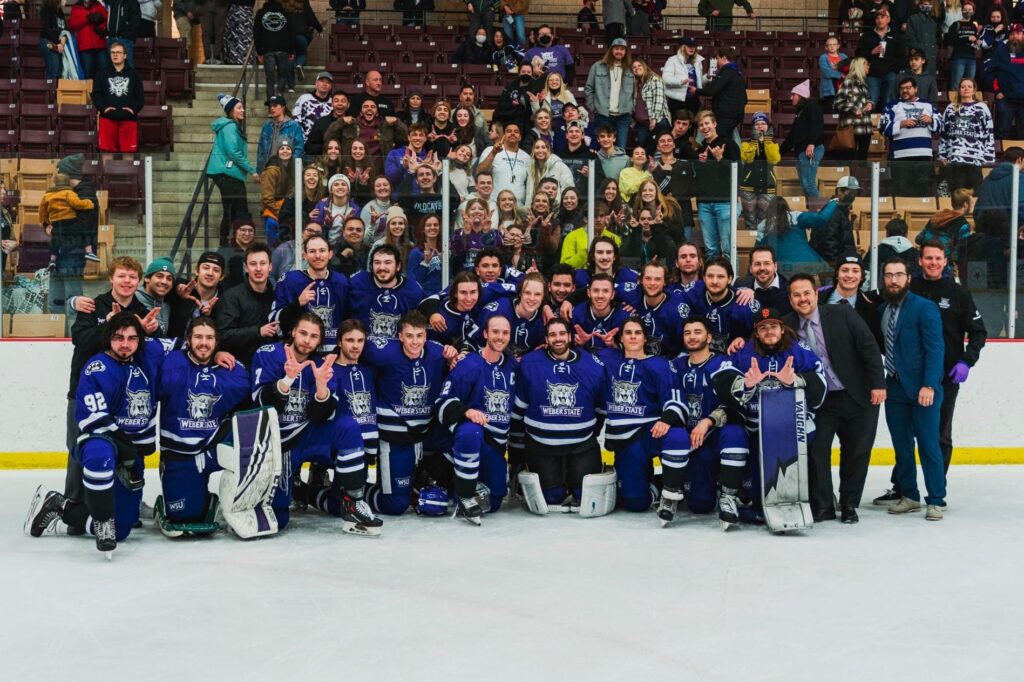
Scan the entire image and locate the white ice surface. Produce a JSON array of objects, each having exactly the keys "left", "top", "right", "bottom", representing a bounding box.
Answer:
[{"left": 1, "top": 467, "right": 1022, "bottom": 682}]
